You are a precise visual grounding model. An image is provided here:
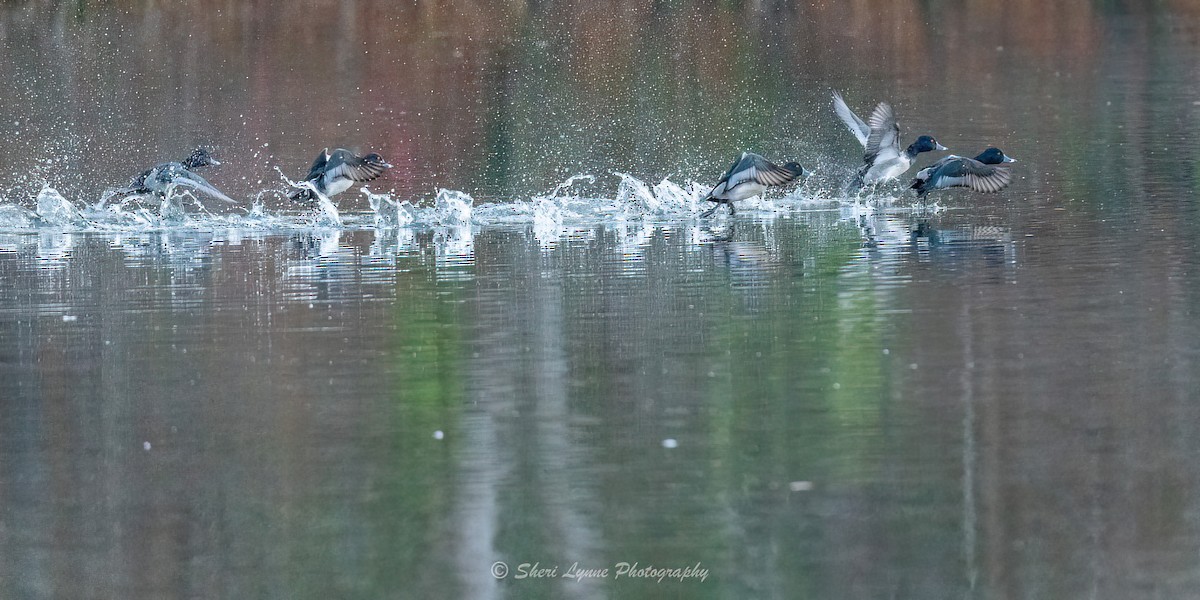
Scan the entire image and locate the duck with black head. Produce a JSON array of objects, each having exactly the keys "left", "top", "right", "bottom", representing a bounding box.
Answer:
[
  {"left": 831, "top": 90, "right": 947, "bottom": 192},
  {"left": 110, "top": 147, "right": 235, "bottom": 204},
  {"left": 288, "top": 148, "right": 393, "bottom": 202},
  {"left": 700, "top": 152, "right": 810, "bottom": 218},
  {"left": 910, "top": 147, "right": 1017, "bottom": 200}
]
